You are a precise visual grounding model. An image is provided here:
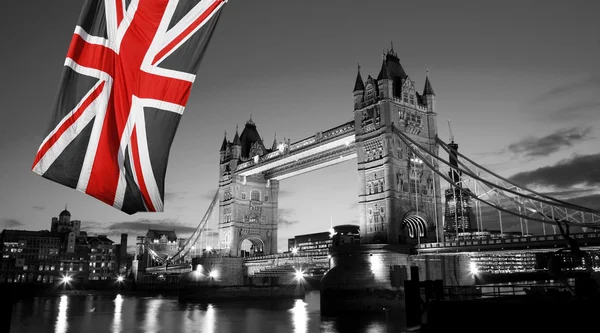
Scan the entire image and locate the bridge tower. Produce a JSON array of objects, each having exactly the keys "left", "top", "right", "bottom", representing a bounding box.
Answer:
[
  {"left": 353, "top": 48, "right": 443, "bottom": 244},
  {"left": 218, "top": 119, "right": 279, "bottom": 257}
]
